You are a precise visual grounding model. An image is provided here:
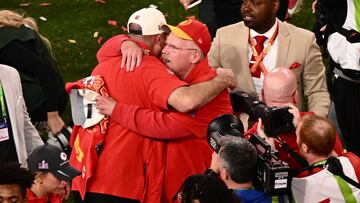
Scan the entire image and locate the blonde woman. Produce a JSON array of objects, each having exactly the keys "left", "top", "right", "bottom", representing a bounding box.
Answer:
[{"left": 0, "top": 10, "right": 67, "bottom": 135}]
